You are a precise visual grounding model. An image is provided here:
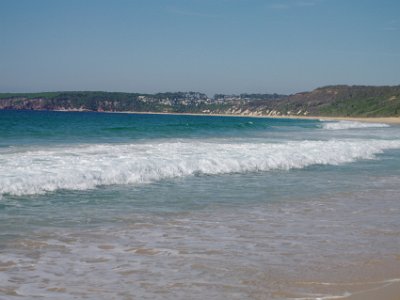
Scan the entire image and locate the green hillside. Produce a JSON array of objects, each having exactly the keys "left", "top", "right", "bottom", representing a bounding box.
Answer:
[{"left": 1, "top": 85, "right": 400, "bottom": 117}]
